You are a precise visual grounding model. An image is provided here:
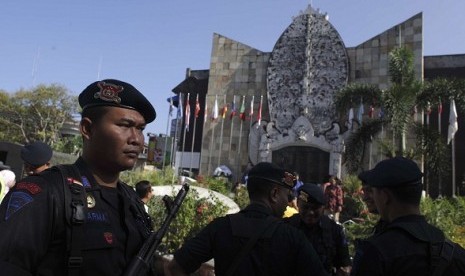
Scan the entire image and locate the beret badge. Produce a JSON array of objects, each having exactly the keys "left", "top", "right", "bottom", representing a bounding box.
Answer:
[{"left": 94, "top": 81, "right": 123, "bottom": 104}]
